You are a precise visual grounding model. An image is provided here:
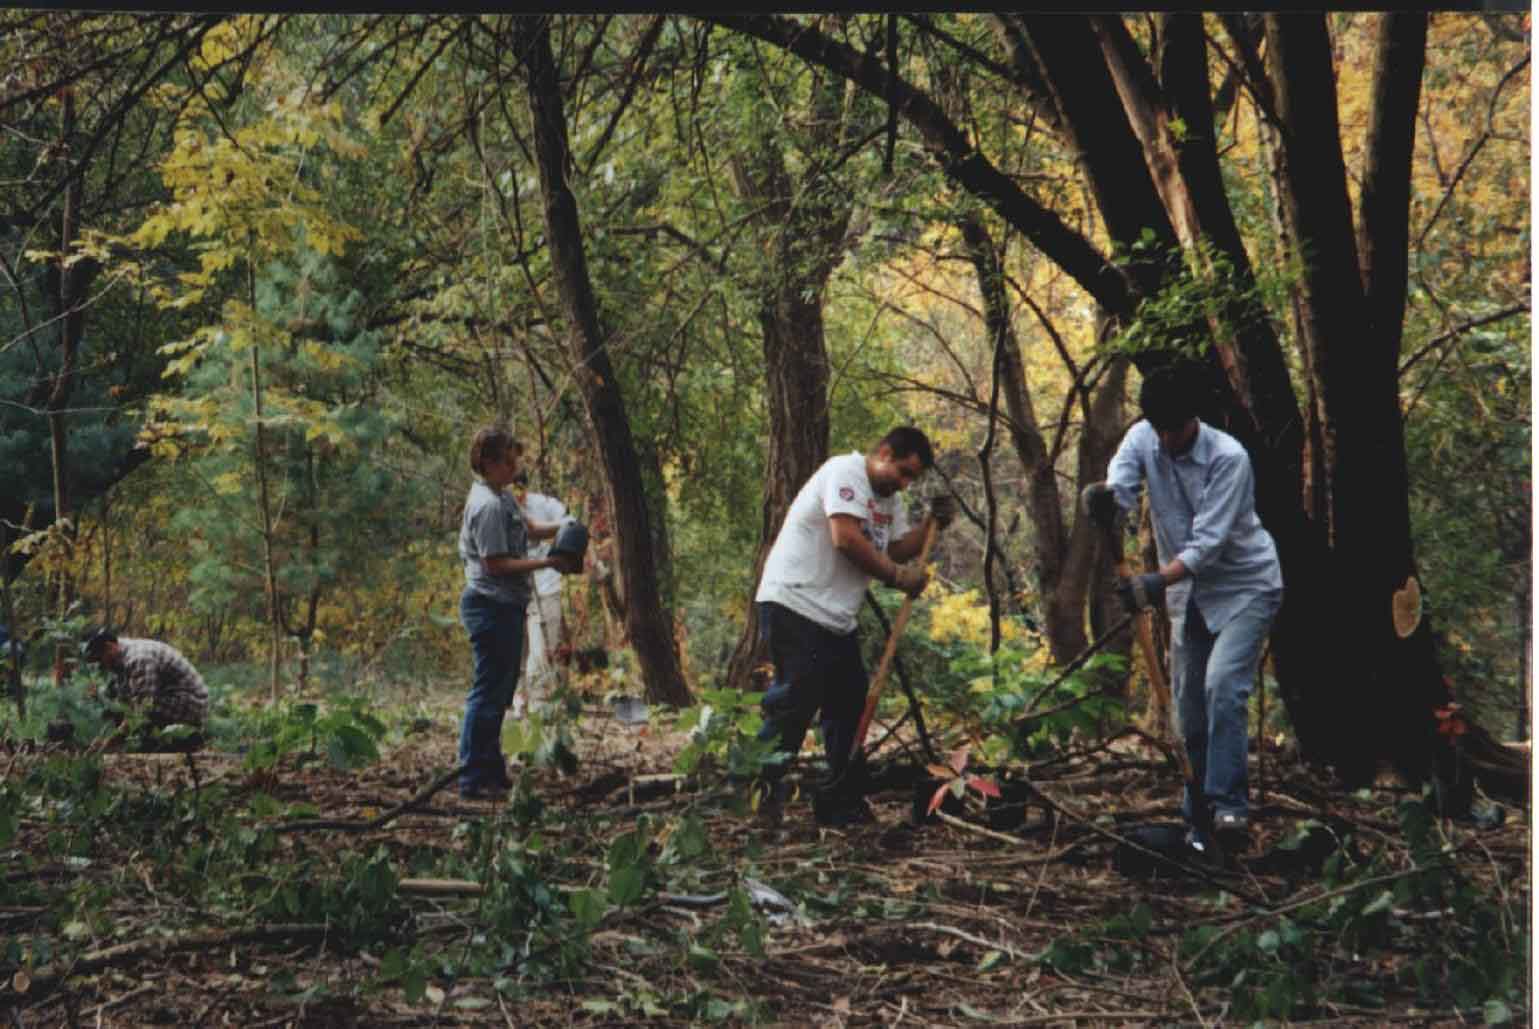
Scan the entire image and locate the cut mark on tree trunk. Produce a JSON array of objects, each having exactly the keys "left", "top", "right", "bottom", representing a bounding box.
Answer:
[{"left": 1392, "top": 575, "right": 1422, "bottom": 638}]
